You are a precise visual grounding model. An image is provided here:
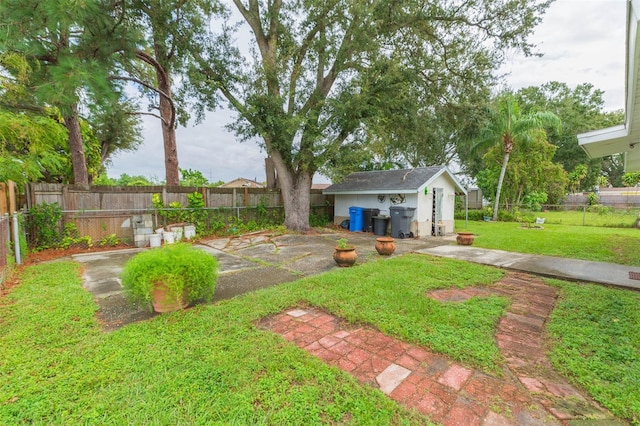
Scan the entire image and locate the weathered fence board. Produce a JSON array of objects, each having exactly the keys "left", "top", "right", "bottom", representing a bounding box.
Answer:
[
  {"left": 25, "top": 184, "right": 334, "bottom": 248},
  {"left": 565, "top": 188, "right": 640, "bottom": 207},
  {"left": 27, "top": 184, "right": 327, "bottom": 211}
]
